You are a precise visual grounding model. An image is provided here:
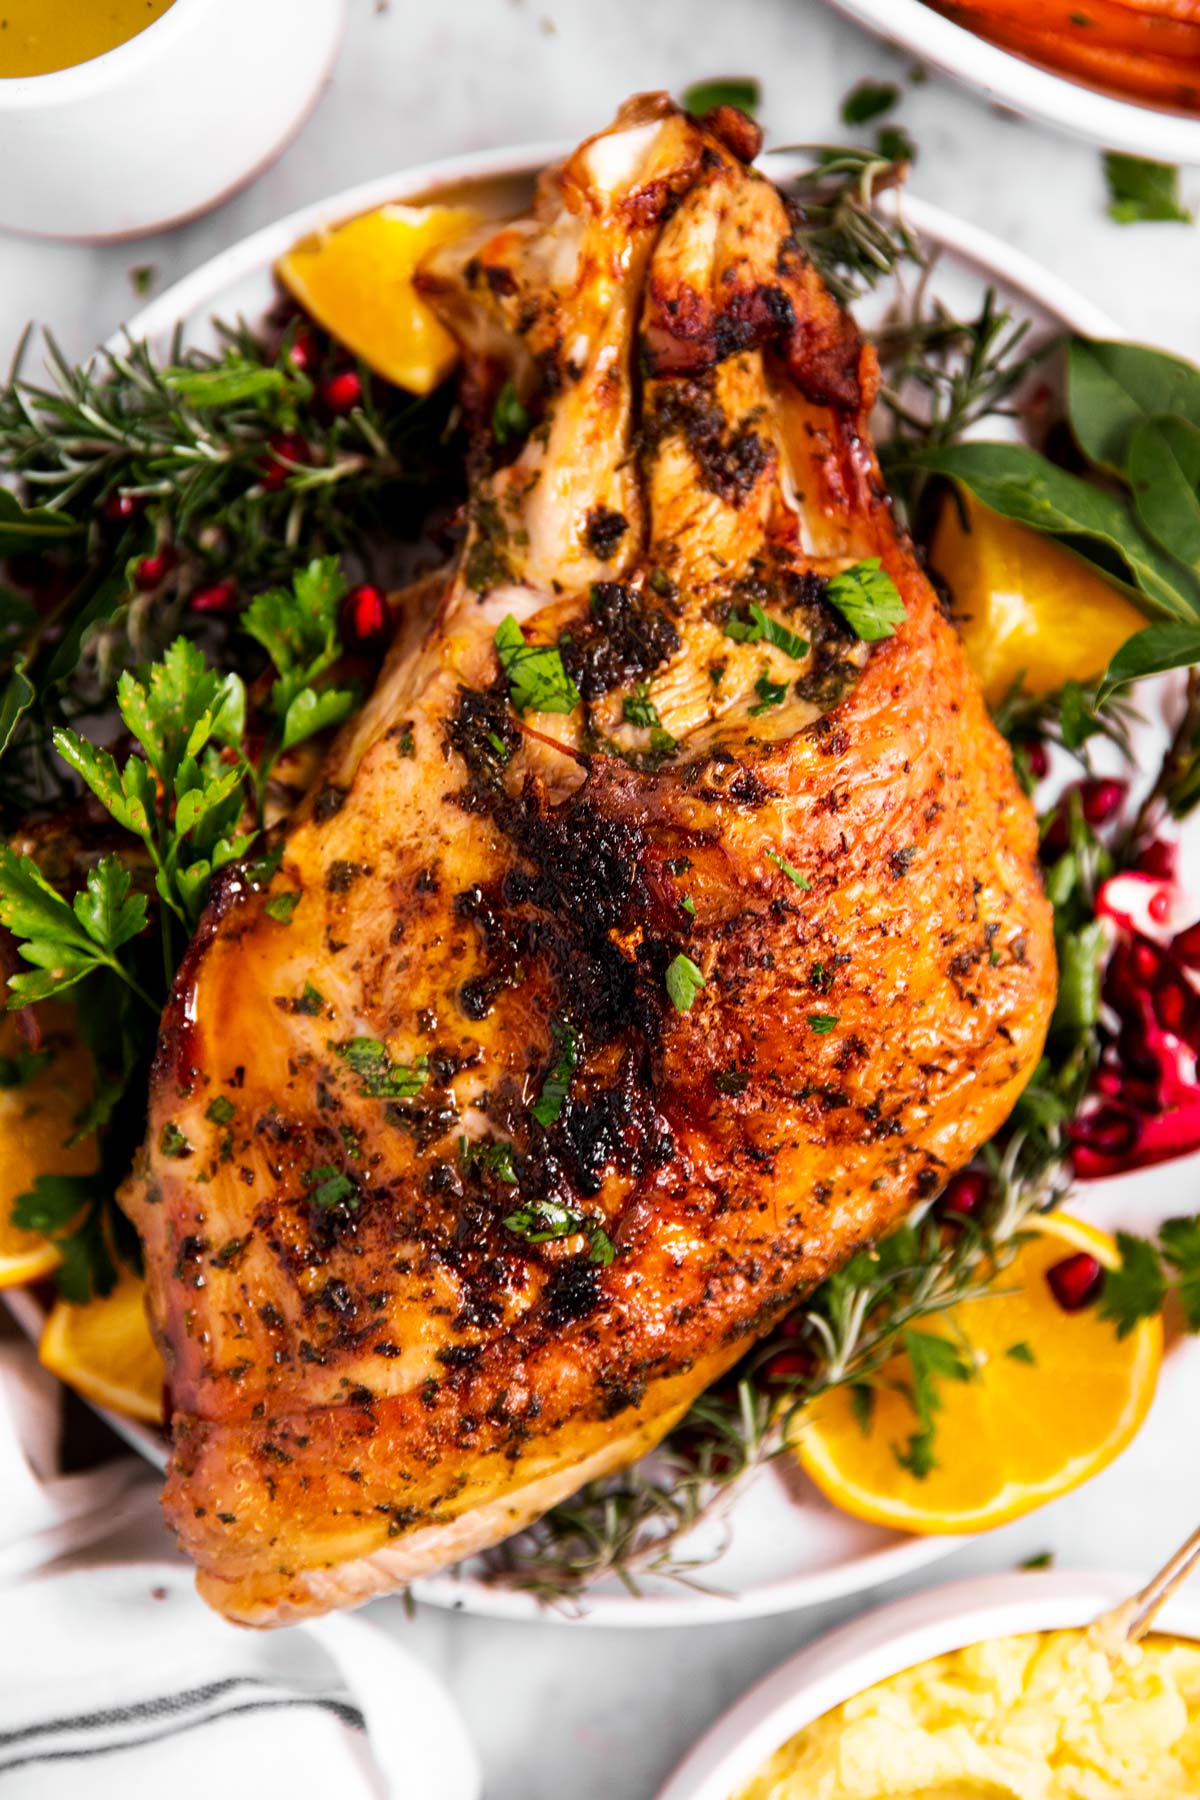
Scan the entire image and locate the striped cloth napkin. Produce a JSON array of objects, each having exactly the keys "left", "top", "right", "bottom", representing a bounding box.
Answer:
[{"left": 0, "top": 1336, "right": 480, "bottom": 1800}]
